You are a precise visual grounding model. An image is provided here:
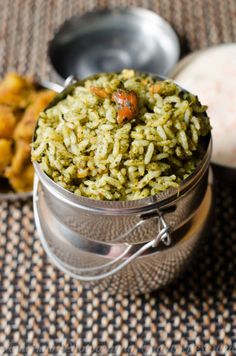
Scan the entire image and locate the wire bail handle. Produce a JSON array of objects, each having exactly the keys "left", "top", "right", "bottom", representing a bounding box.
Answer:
[{"left": 52, "top": 207, "right": 172, "bottom": 281}]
